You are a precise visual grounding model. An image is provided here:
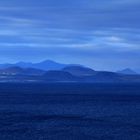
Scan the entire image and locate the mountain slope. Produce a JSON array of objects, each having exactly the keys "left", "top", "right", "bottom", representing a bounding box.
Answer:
[
  {"left": 0, "top": 67, "right": 45, "bottom": 75},
  {"left": 62, "top": 66, "right": 96, "bottom": 76},
  {"left": 32, "top": 60, "right": 66, "bottom": 70},
  {"left": 117, "top": 68, "right": 137, "bottom": 75},
  {"left": 0, "top": 61, "right": 139, "bottom": 83},
  {"left": 42, "top": 70, "right": 79, "bottom": 81},
  {"left": 0, "top": 60, "right": 68, "bottom": 70}
]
